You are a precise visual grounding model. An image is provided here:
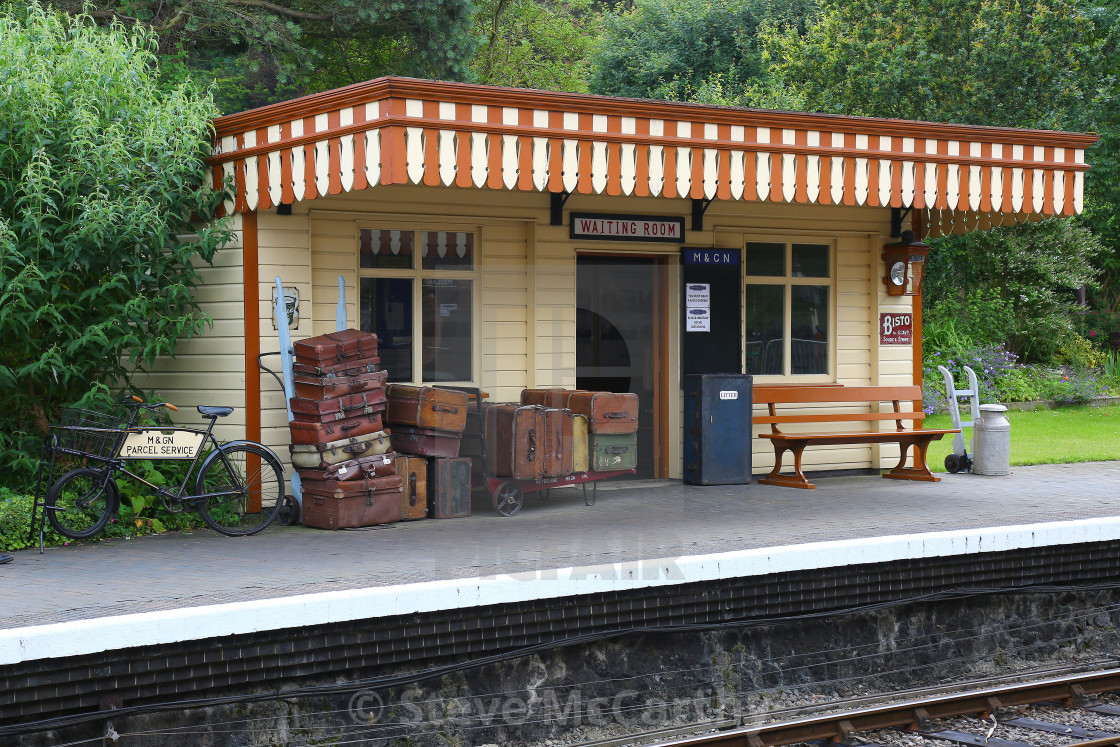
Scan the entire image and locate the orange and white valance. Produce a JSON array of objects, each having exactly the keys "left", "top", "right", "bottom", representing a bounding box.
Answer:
[{"left": 210, "top": 78, "right": 1096, "bottom": 230}]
